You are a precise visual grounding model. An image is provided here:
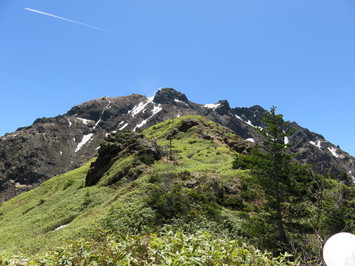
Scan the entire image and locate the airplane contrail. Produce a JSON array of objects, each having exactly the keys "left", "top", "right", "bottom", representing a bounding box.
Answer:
[
  {"left": 25, "top": 8, "right": 109, "bottom": 32},
  {"left": 25, "top": 7, "right": 160, "bottom": 47}
]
